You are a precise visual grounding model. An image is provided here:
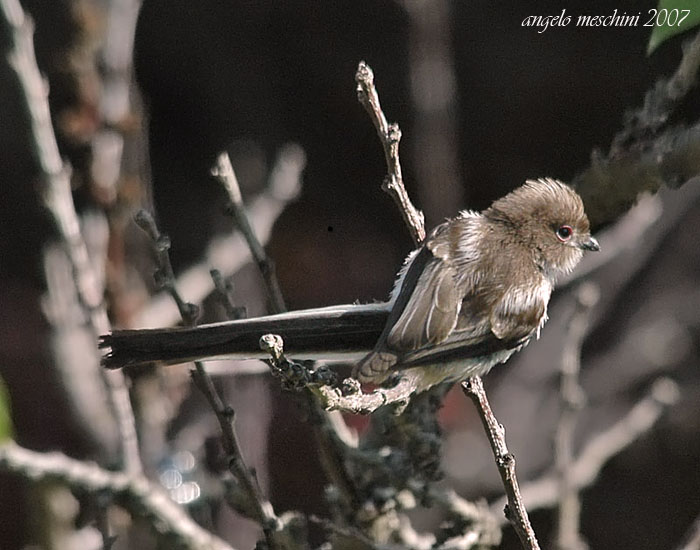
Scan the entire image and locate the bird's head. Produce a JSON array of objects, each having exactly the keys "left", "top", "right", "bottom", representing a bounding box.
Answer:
[{"left": 485, "top": 178, "right": 599, "bottom": 281}]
